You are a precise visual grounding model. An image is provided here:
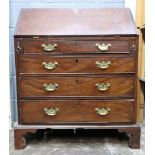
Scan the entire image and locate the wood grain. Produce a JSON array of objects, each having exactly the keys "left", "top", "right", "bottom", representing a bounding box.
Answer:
[
  {"left": 19, "top": 55, "right": 135, "bottom": 74},
  {"left": 19, "top": 76, "right": 135, "bottom": 98},
  {"left": 14, "top": 8, "right": 140, "bottom": 149},
  {"left": 14, "top": 8, "right": 138, "bottom": 36},
  {"left": 19, "top": 100, "right": 134, "bottom": 124},
  {"left": 22, "top": 38, "right": 130, "bottom": 54}
]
